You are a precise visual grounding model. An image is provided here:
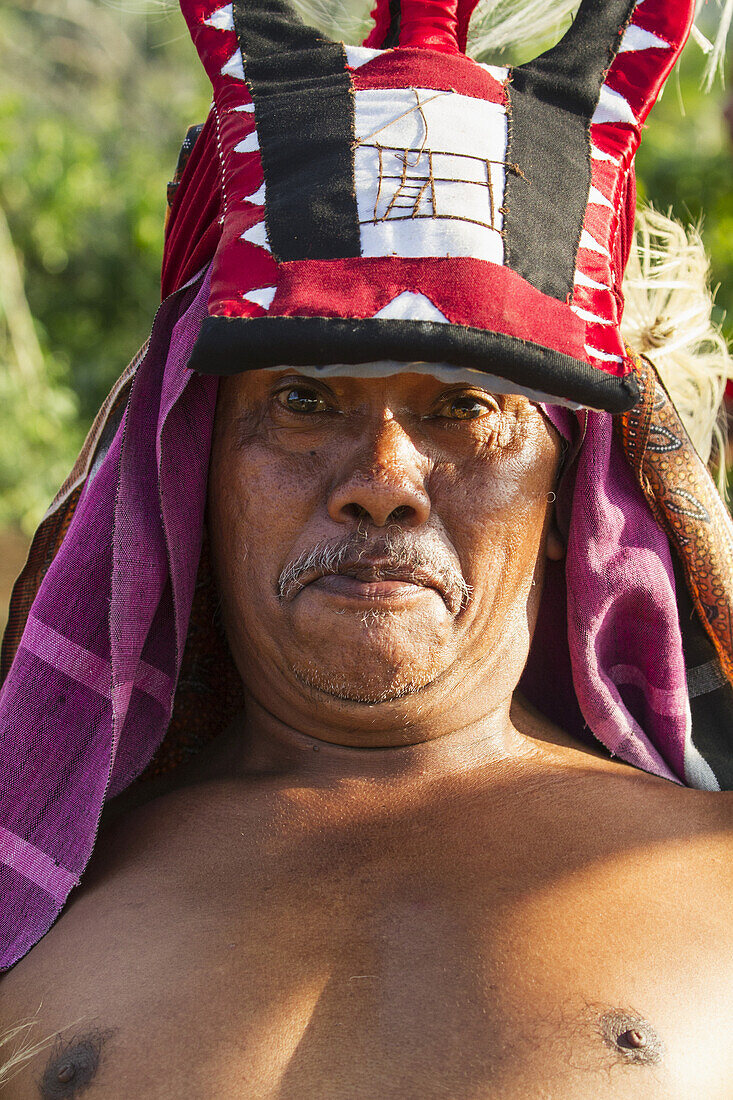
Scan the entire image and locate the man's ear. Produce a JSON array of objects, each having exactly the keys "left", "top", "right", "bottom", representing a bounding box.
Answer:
[
  {"left": 545, "top": 499, "right": 565, "bottom": 561},
  {"left": 546, "top": 525, "right": 566, "bottom": 561}
]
